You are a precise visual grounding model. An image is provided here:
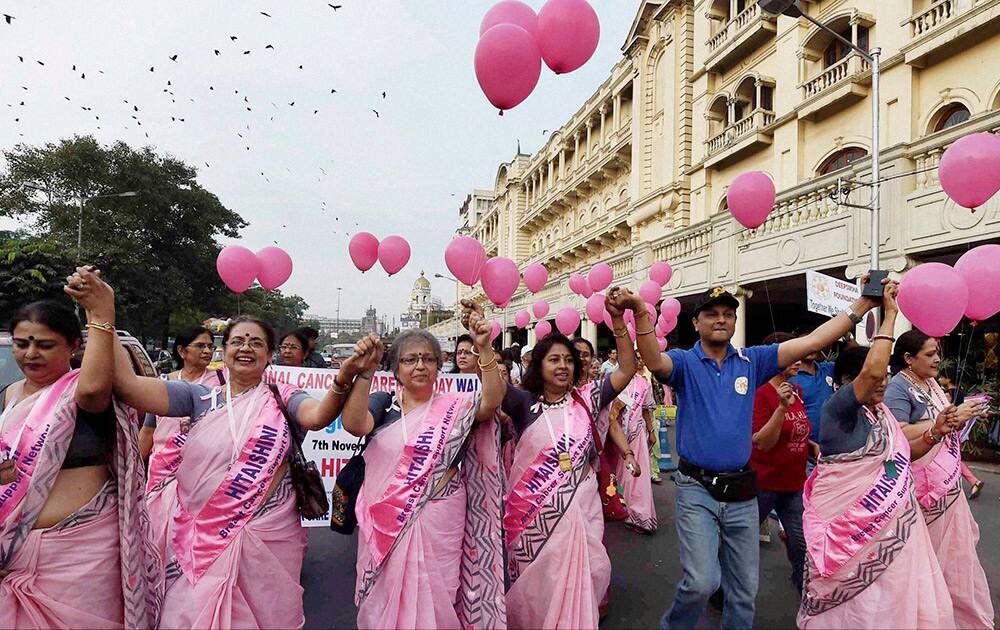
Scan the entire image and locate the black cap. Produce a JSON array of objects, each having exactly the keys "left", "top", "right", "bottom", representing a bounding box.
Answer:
[{"left": 693, "top": 287, "right": 740, "bottom": 315}]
